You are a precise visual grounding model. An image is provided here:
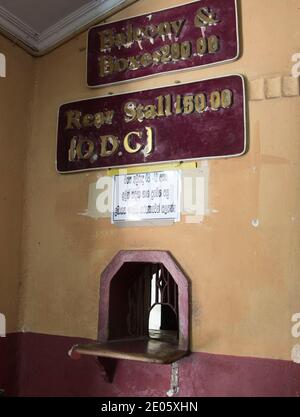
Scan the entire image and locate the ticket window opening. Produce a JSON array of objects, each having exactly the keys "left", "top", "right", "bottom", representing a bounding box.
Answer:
[
  {"left": 69, "top": 251, "right": 189, "bottom": 379},
  {"left": 109, "top": 262, "right": 179, "bottom": 345}
]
